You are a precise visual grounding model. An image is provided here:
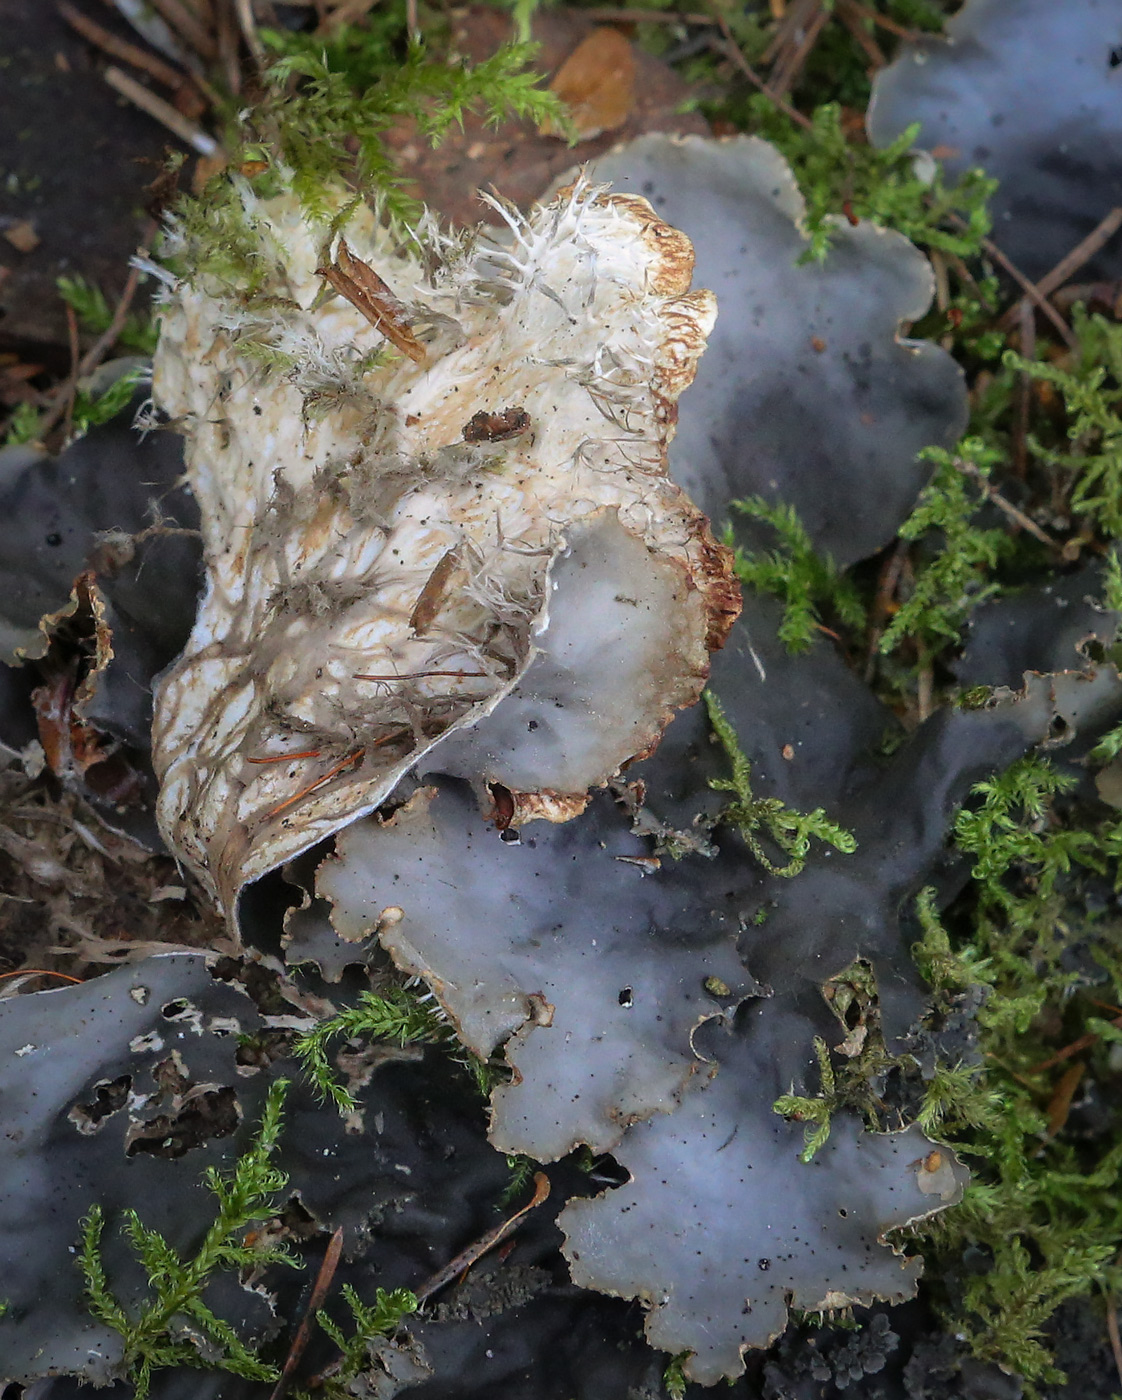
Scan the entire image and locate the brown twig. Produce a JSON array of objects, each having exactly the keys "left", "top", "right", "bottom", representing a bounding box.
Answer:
[
  {"left": 1028, "top": 1032, "right": 1100, "bottom": 1073},
  {"left": 834, "top": 0, "right": 885, "bottom": 69},
  {"left": 0, "top": 968, "right": 83, "bottom": 985},
  {"left": 706, "top": 3, "right": 813, "bottom": 130},
  {"left": 983, "top": 1050, "right": 1041, "bottom": 1094},
  {"left": 1027, "top": 1013, "right": 1122, "bottom": 1074},
  {"left": 916, "top": 645, "right": 933, "bottom": 724},
  {"left": 929, "top": 248, "right": 950, "bottom": 313},
  {"left": 352, "top": 670, "right": 488, "bottom": 682},
  {"left": 63, "top": 304, "right": 81, "bottom": 441},
  {"left": 318, "top": 0, "right": 378, "bottom": 30},
  {"left": 863, "top": 538, "right": 908, "bottom": 681},
  {"left": 768, "top": 0, "right": 829, "bottom": 96},
  {"left": 36, "top": 224, "right": 156, "bottom": 440},
  {"left": 1029, "top": 207, "right": 1122, "bottom": 303},
  {"left": 837, "top": 0, "right": 923, "bottom": 41},
  {"left": 948, "top": 252, "right": 996, "bottom": 313},
  {"left": 980, "top": 232, "right": 1078, "bottom": 347},
  {"left": 998, "top": 206, "right": 1122, "bottom": 332},
  {"left": 582, "top": 6, "right": 714, "bottom": 21},
  {"left": 247, "top": 749, "right": 325, "bottom": 764},
  {"left": 1053, "top": 279, "right": 1122, "bottom": 315},
  {"left": 215, "top": 0, "right": 243, "bottom": 95},
  {"left": 58, "top": 2, "right": 186, "bottom": 88},
  {"left": 1011, "top": 296, "right": 1034, "bottom": 479},
  {"left": 103, "top": 65, "right": 219, "bottom": 155},
  {"left": 1108, "top": 1293, "right": 1122, "bottom": 1395},
  {"left": 149, "top": 0, "right": 218, "bottom": 58},
  {"left": 947, "top": 215, "right": 1078, "bottom": 348},
  {"left": 415, "top": 1173, "right": 551, "bottom": 1303},
  {"left": 306, "top": 1174, "right": 551, "bottom": 1391},
  {"left": 79, "top": 228, "right": 158, "bottom": 377},
  {"left": 268, "top": 1227, "right": 345, "bottom": 1400},
  {"left": 762, "top": 0, "right": 811, "bottom": 61},
  {"left": 234, "top": 0, "right": 266, "bottom": 68},
  {"left": 955, "top": 455, "right": 1058, "bottom": 547},
  {"left": 264, "top": 747, "right": 366, "bottom": 819},
  {"left": 1040, "top": 1059, "right": 1085, "bottom": 1145}
]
